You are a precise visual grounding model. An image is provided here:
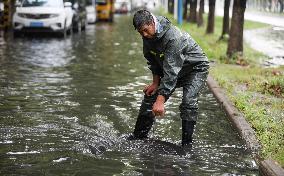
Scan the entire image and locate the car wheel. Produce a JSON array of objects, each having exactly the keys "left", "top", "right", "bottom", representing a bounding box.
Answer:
[
  {"left": 77, "top": 21, "right": 82, "bottom": 33},
  {"left": 68, "top": 26, "right": 73, "bottom": 35},
  {"left": 72, "top": 18, "right": 79, "bottom": 33},
  {"left": 108, "top": 12, "right": 114, "bottom": 22},
  {"left": 13, "top": 30, "right": 21, "bottom": 38},
  {"left": 81, "top": 20, "right": 86, "bottom": 31}
]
